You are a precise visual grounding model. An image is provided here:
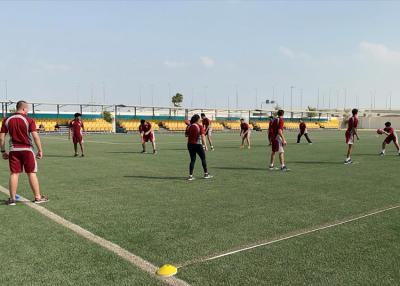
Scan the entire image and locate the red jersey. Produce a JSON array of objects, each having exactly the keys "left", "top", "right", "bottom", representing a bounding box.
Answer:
[
  {"left": 299, "top": 122, "right": 307, "bottom": 133},
  {"left": 347, "top": 116, "right": 358, "bottom": 132},
  {"left": 202, "top": 118, "right": 211, "bottom": 129},
  {"left": 240, "top": 122, "right": 250, "bottom": 131},
  {"left": 271, "top": 117, "right": 284, "bottom": 138},
  {"left": 0, "top": 113, "right": 37, "bottom": 150},
  {"left": 139, "top": 122, "right": 152, "bottom": 133},
  {"left": 69, "top": 119, "right": 84, "bottom": 137},
  {"left": 186, "top": 123, "right": 205, "bottom": 144},
  {"left": 268, "top": 120, "right": 273, "bottom": 133}
]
